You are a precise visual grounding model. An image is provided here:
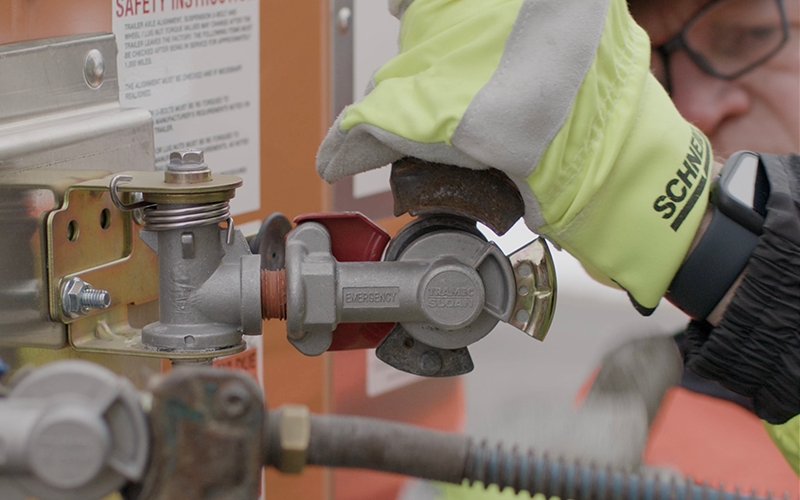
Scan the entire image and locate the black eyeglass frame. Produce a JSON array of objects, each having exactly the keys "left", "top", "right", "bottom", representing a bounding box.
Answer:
[{"left": 653, "top": 0, "right": 790, "bottom": 94}]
